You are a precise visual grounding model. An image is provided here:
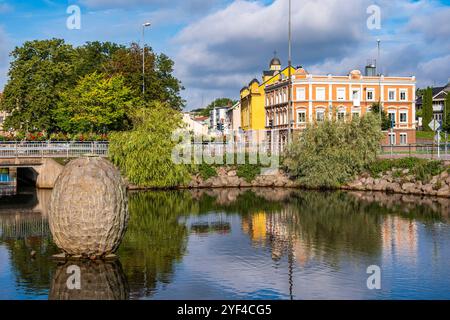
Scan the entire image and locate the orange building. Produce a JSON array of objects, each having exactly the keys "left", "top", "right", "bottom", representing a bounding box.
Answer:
[{"left": 265, "top": 67, "right": 417, "bottom": 147}]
